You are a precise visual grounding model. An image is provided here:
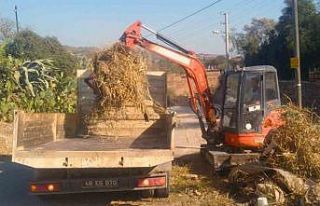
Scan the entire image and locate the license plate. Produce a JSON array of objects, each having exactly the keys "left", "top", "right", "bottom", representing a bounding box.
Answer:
[{"left": 82, "top": 178, "right": 119, "bottom": 189}]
